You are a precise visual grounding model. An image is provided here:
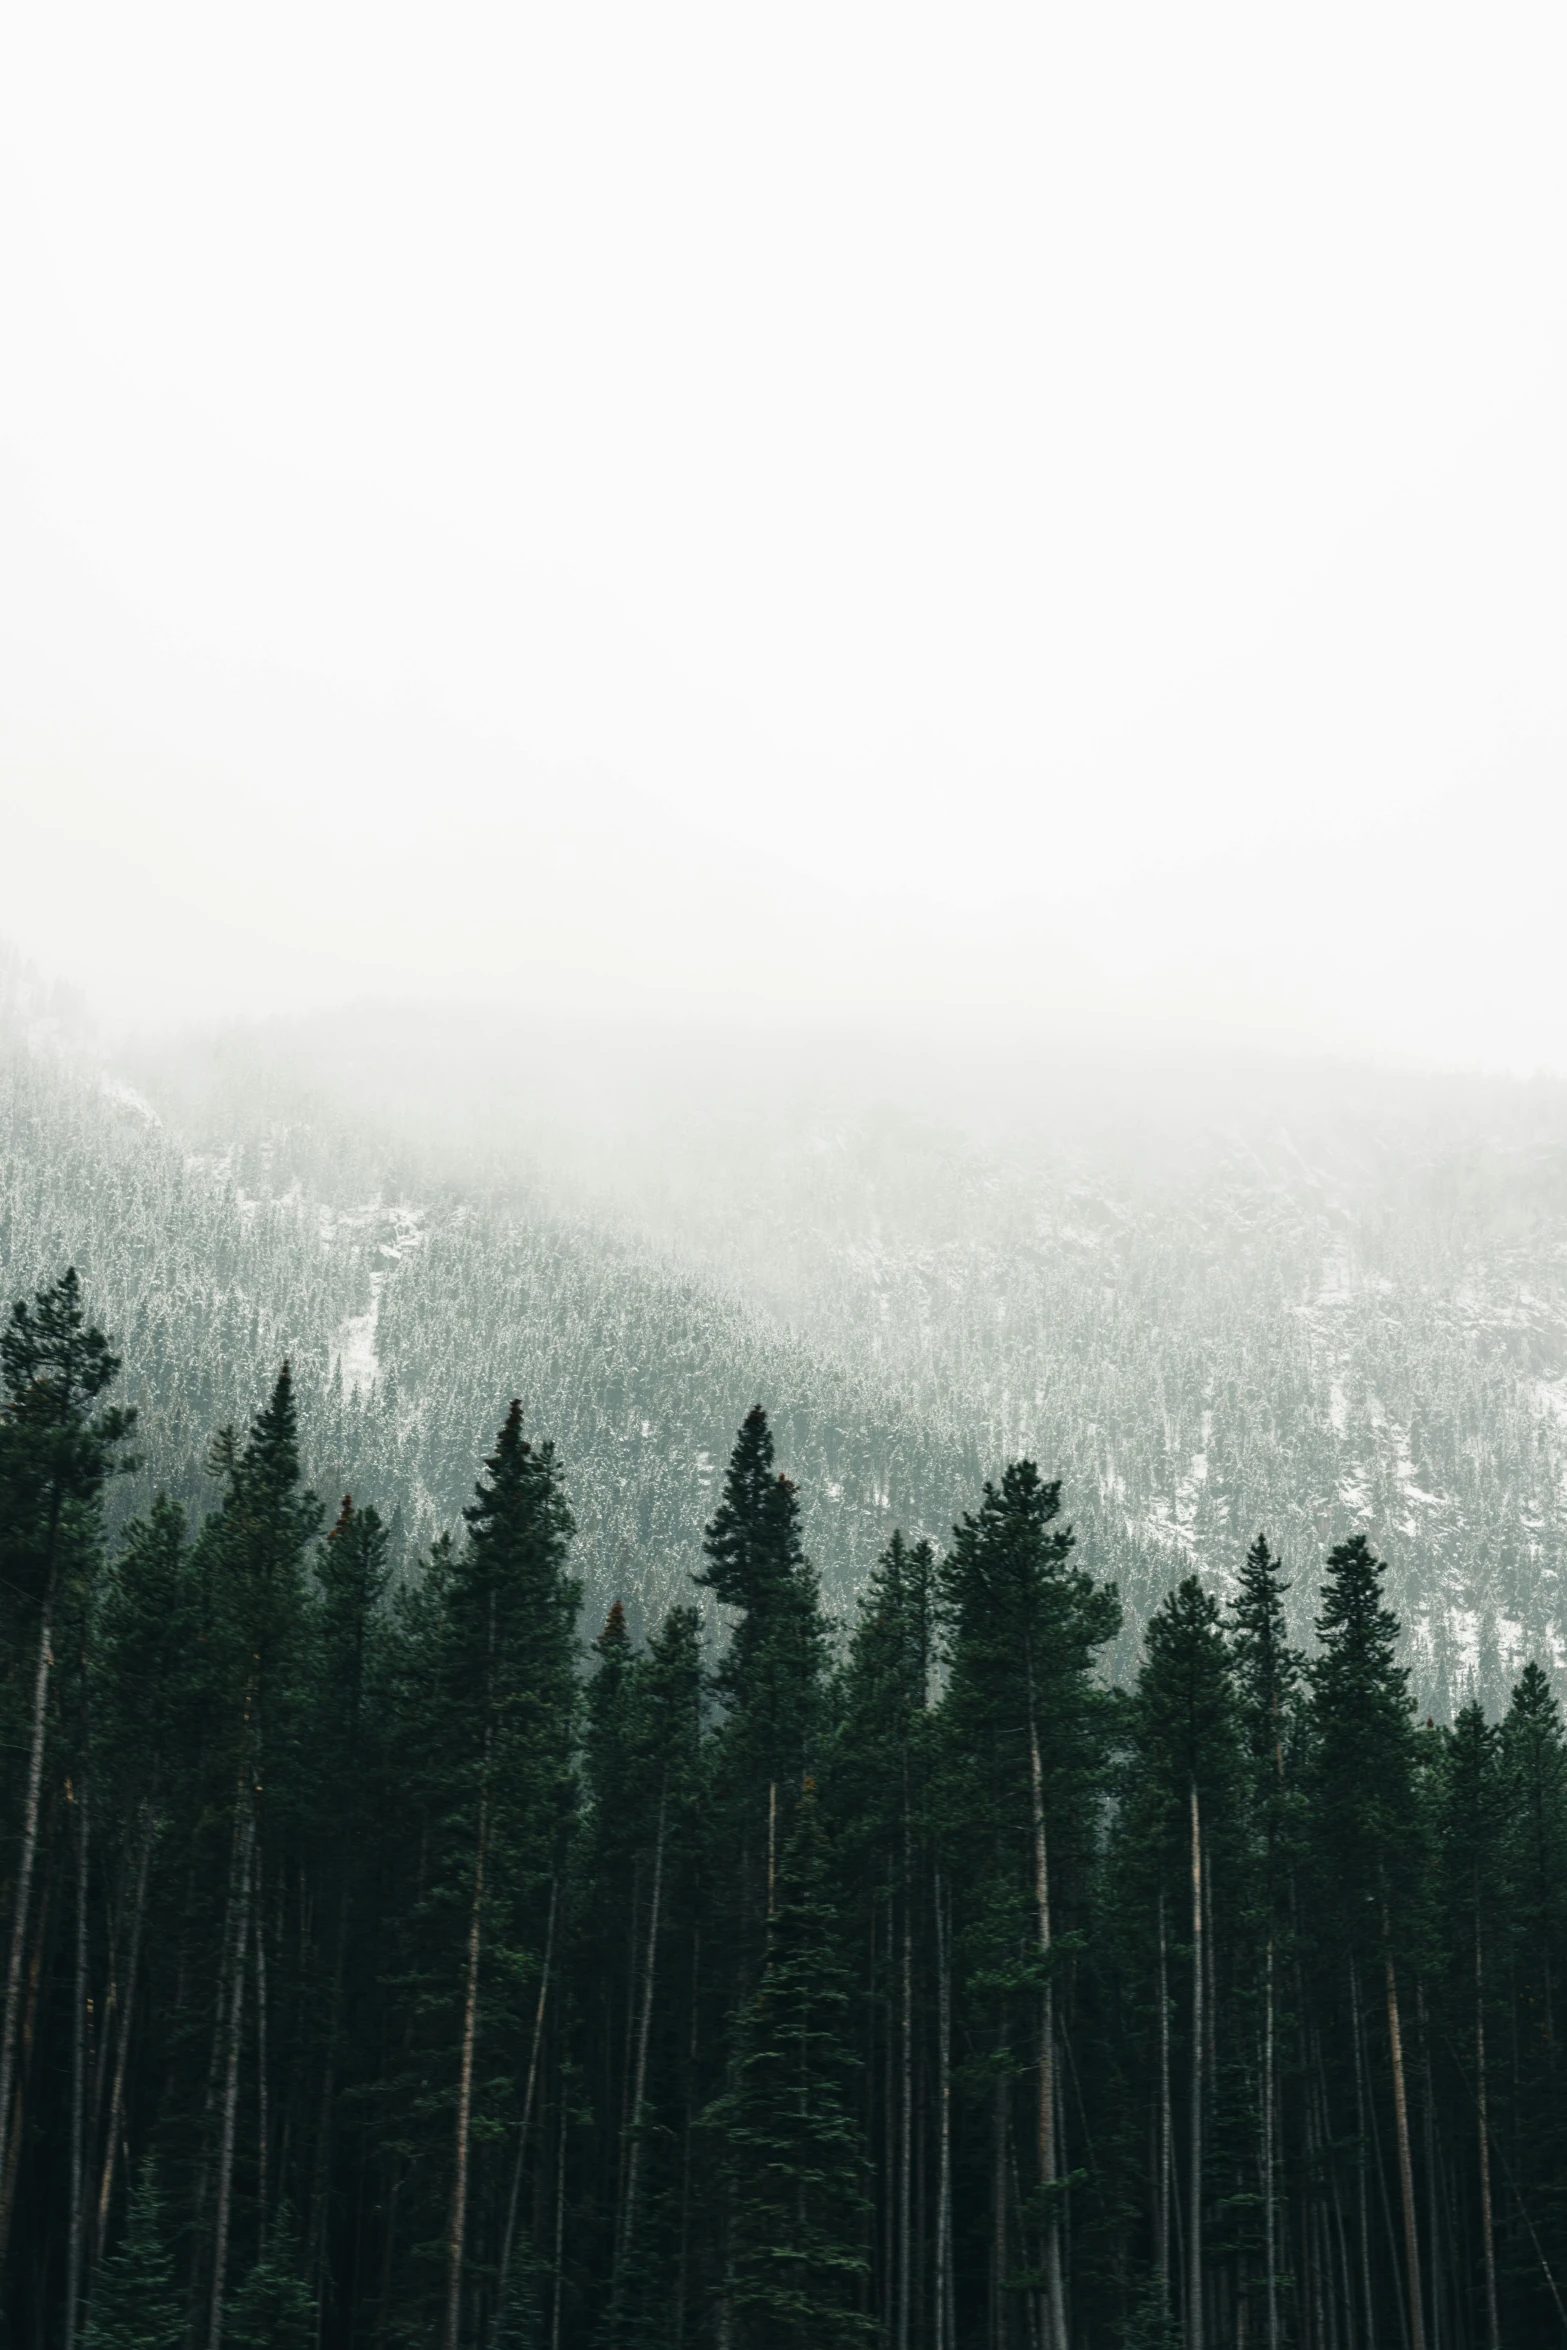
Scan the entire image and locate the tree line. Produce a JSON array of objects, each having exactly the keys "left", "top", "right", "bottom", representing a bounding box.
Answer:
[{"left": 3, "top": 1269, "right": 1566, "bottom": 2350}]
